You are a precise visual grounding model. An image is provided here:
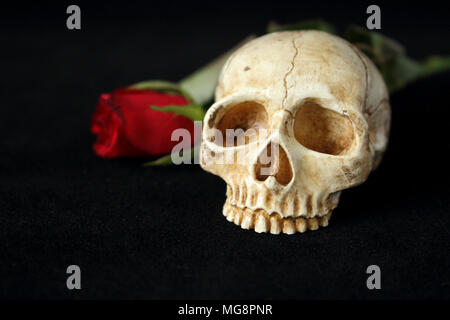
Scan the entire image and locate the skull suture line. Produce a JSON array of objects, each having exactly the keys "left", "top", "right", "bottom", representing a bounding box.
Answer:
[{"left": 200, "top": 31, "right": 391, "bottom": 234}]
